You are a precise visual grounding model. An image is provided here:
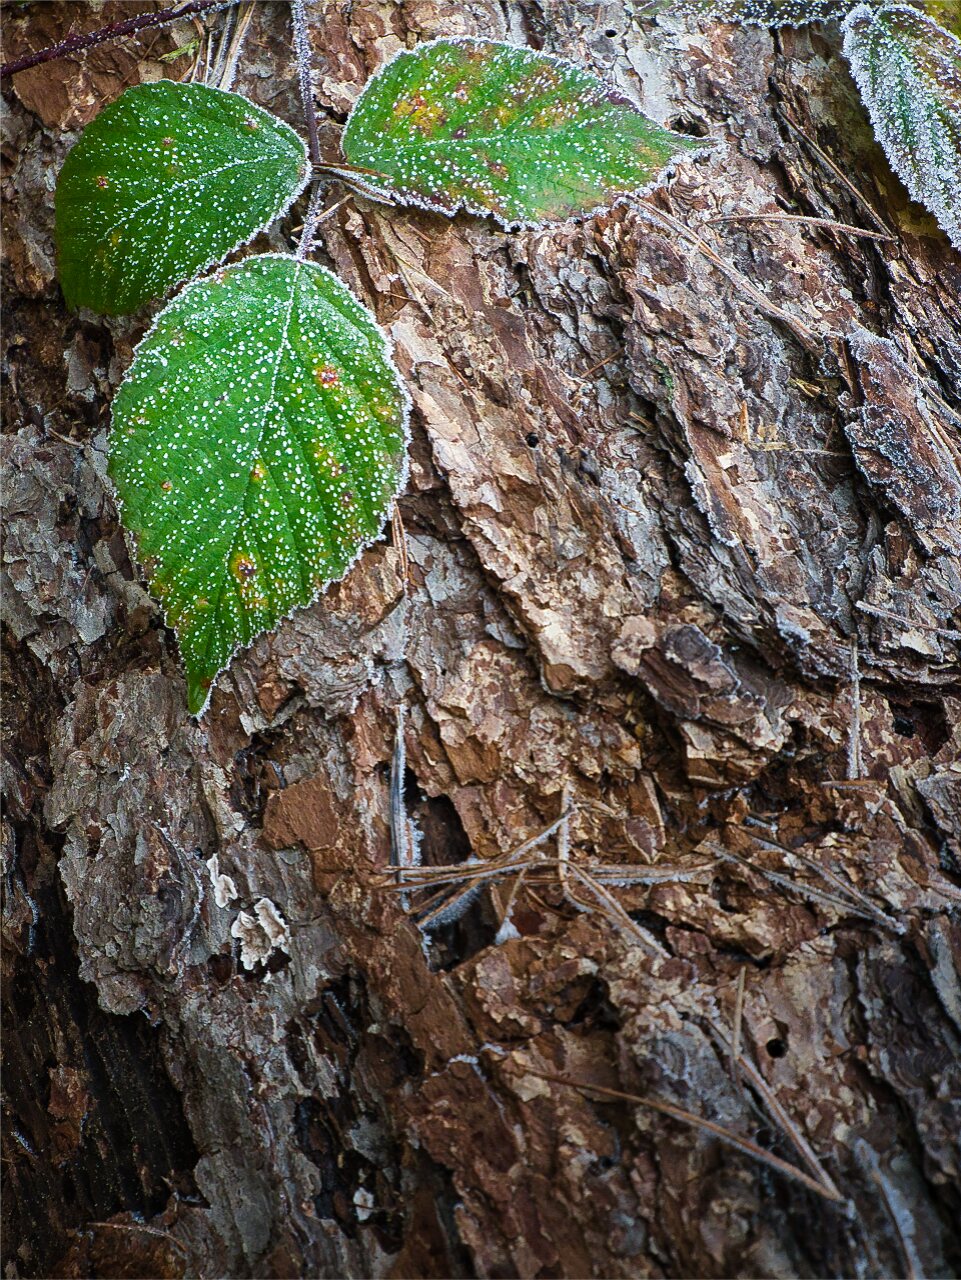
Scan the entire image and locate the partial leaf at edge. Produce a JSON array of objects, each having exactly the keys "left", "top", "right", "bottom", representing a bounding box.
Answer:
[
  {"left": 56, "top": 82, "right": 310, "bottom": 315},
  {"left": 341, "top": 38, "right": 706, "bottom": 228},
  {"left": 661, "top": 0, "right": 860, "bottom": 25},
  {"left": 109, "top": 254, "right": 410, "bottom": 715},
  {"left": 843, "top": 3, "right": 961, "bottom": 249}
]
